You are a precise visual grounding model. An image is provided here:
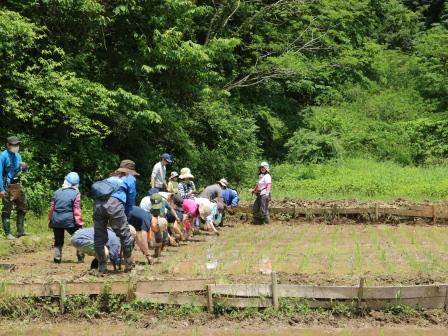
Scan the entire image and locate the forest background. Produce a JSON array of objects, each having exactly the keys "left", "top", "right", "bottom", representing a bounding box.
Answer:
[{"left": 1, "top": 0, "right": 448, "bottom": 213}]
